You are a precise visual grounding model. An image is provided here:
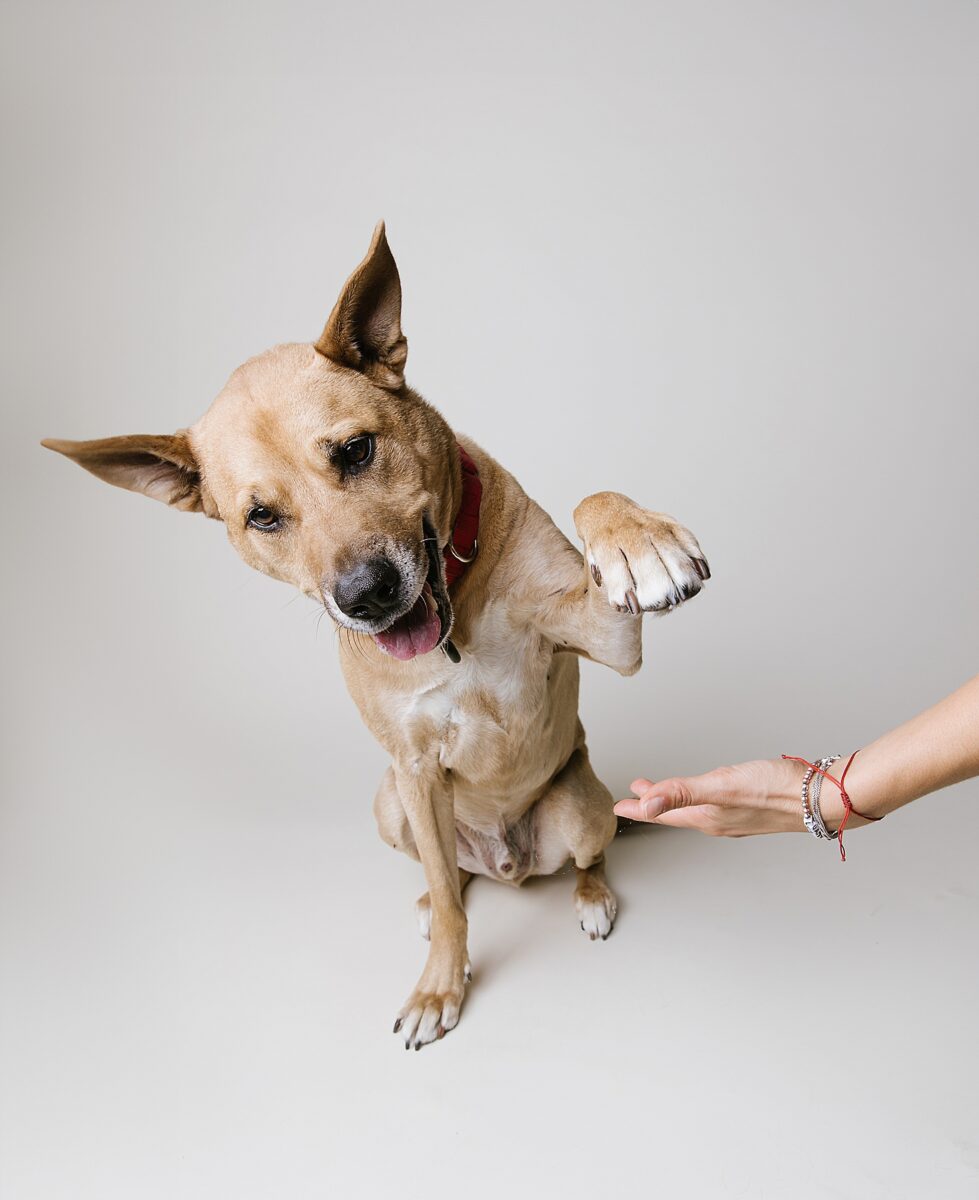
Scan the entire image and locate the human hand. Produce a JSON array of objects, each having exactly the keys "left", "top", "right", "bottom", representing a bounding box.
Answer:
[{"left": 613, "top": 757, "right": 857, "bottom": 837}]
